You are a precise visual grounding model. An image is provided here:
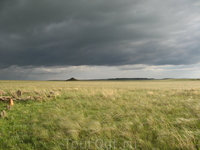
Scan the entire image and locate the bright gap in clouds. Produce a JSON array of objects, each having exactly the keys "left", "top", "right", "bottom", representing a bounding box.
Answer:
[{"left": 0, "top": 65, "right": 199, "bottom": 80}]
